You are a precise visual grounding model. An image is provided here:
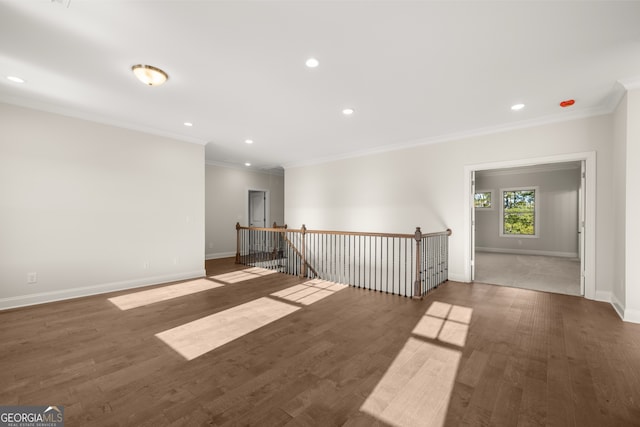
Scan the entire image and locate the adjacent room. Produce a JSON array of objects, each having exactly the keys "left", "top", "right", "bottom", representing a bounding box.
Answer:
[
  {"left": 2, "top": 1, "right": 640, "bottom": 426},
  {"left": 473, "top": 162, "right": 583, "bottom": 296}
]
